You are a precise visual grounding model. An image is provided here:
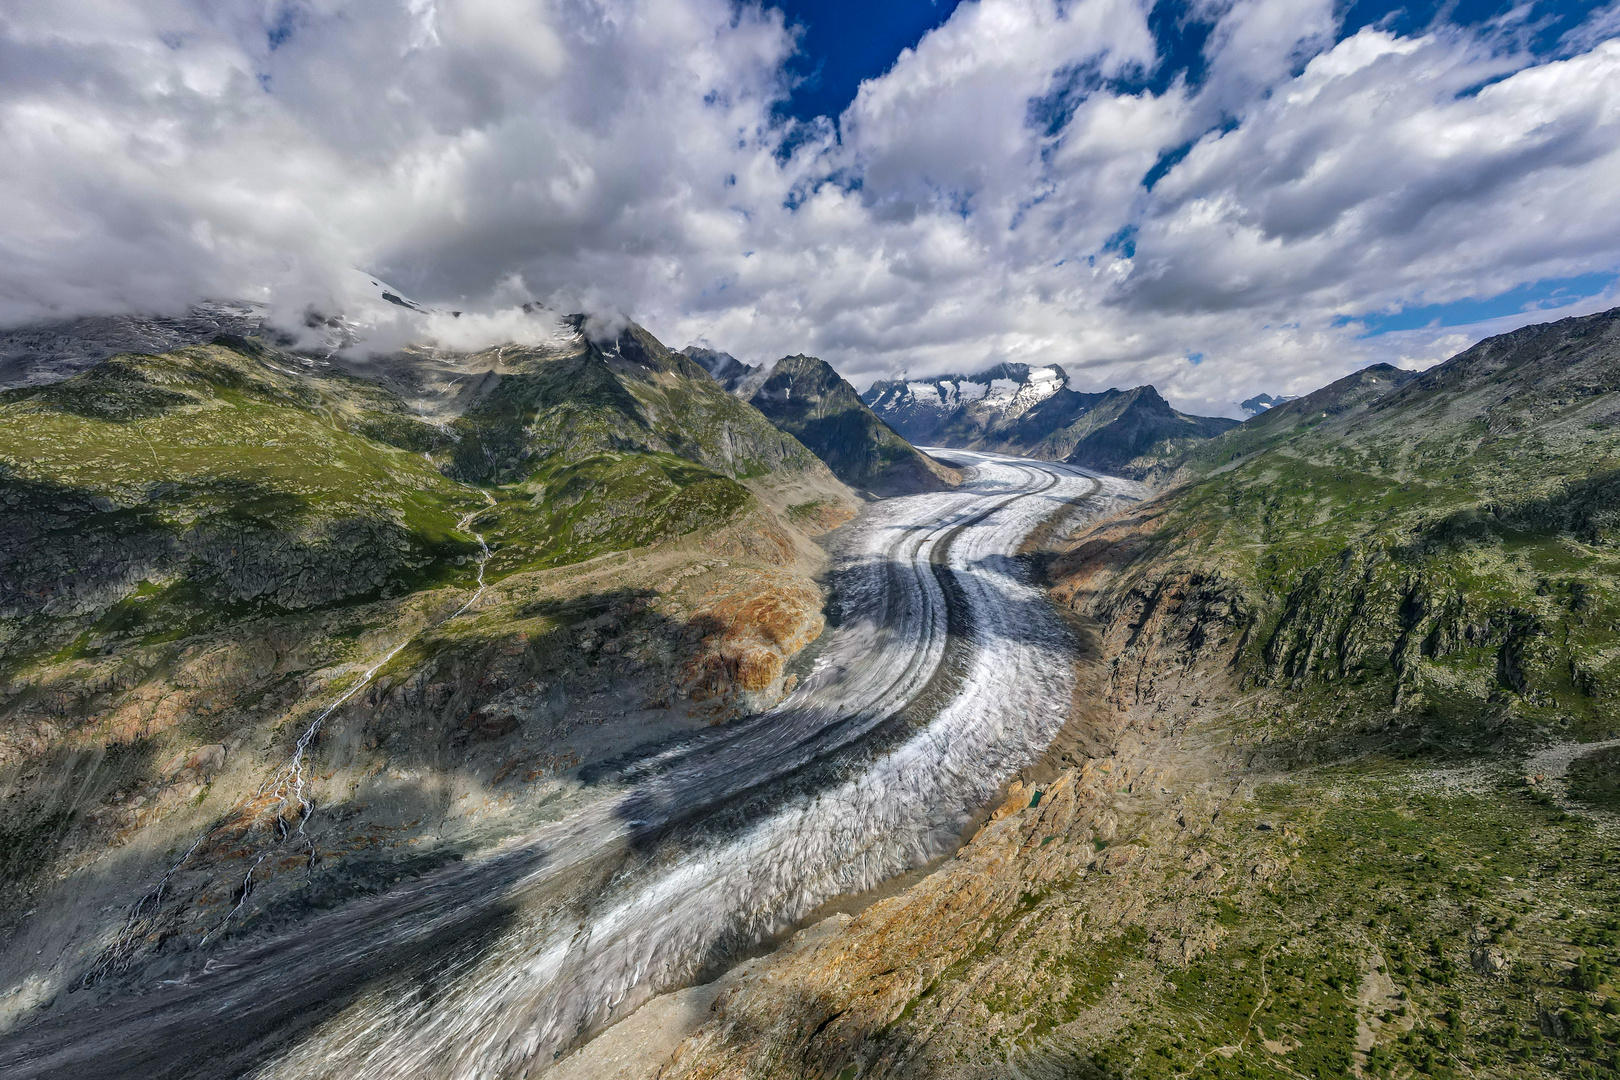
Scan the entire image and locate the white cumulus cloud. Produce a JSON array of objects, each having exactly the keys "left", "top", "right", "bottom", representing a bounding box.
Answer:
[{"left": 2, "top": 0, "right": 1619, "bottom": 414}]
